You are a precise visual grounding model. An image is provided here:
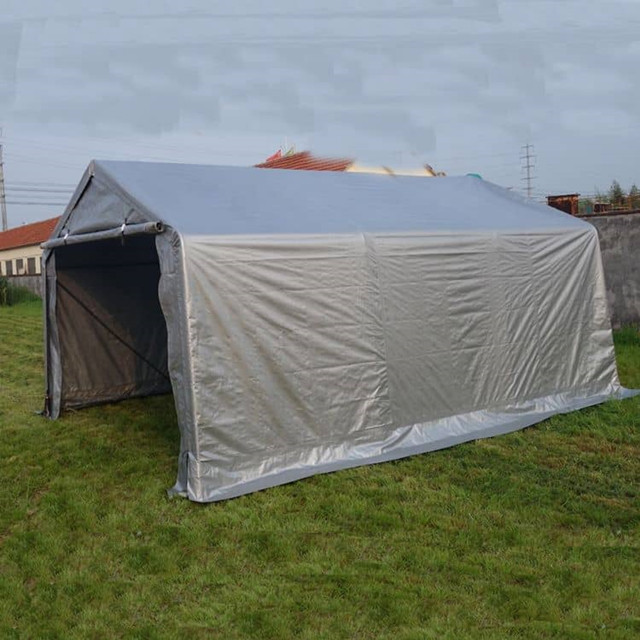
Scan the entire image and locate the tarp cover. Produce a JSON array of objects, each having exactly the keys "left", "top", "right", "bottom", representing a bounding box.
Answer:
[{"left": 44, "top": 161, "right": 638, "bottom": 502}]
